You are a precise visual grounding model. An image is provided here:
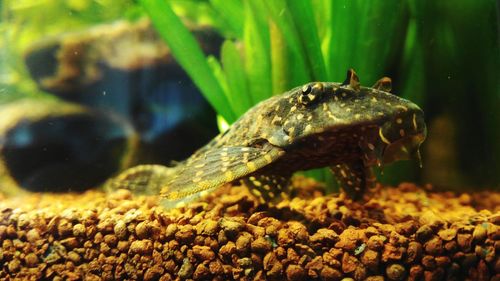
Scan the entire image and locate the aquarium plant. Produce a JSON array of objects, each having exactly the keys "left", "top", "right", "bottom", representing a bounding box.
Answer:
[
  {"left": 141, "top": 0, "right": 499, "bottom": 190},
  {"left": 1, "top": 0, "right": 497, "bottom": 189},
  {"left": 141, "top": 0, "right": 412, "bottom": 188}
]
